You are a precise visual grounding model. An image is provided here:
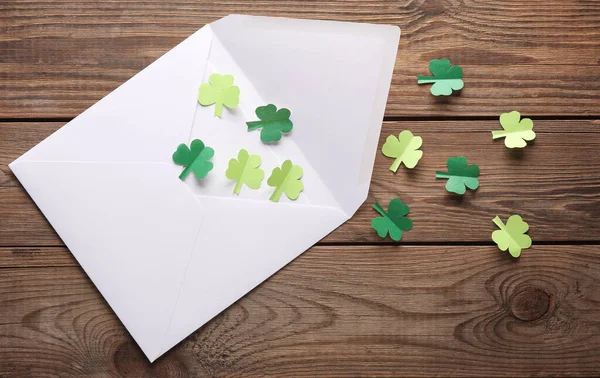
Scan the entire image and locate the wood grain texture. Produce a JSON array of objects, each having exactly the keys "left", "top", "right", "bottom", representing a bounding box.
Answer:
[
  {"left": 1, "top": 0, "right": 599, "bottom": 118},
  {"left": 2, "top": 1, "right": 600, "bottom": 376},
  {"left": 1, "top": 245, "right": 599, "bottom": 377},
  {"left": 2, "top": 120, "right": 599, "bottom": 246}
]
